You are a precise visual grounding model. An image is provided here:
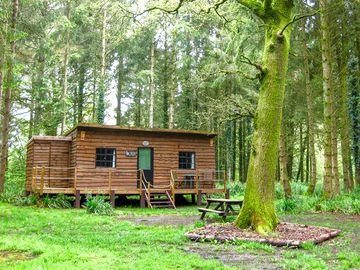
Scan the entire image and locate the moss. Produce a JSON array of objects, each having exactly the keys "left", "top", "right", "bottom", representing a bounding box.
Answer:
[{"left": 234, "top": 2, "right": 293, "bottom": 234}]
